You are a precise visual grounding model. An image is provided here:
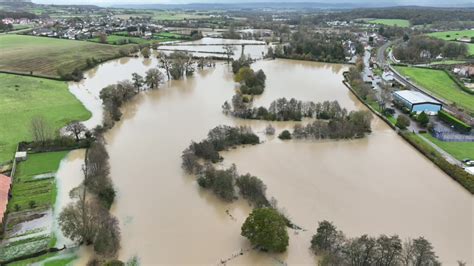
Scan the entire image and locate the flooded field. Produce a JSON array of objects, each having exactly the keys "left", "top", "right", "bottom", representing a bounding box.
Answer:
[
  {"left": 157, "top": 37, "right": 268, "bottom": 59},
  {"left": 63, "top": 54, "right": 474, "bottom": 265}
]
